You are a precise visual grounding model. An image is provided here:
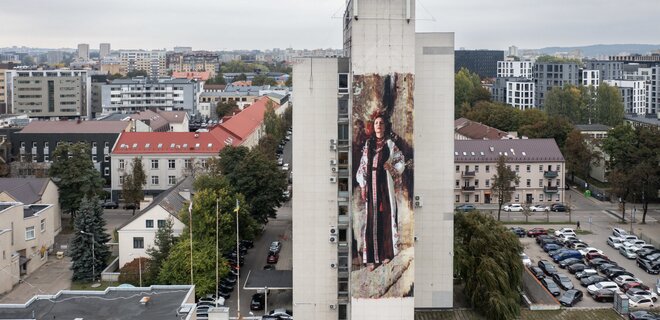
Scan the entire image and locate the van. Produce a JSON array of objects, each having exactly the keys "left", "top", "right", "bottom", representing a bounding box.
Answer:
[
  {"left": 553, "top": 250, "right": 582, "bottom": 263},
  {"left": 607, "top": 236, "right": 623, "bottom": 249}
]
